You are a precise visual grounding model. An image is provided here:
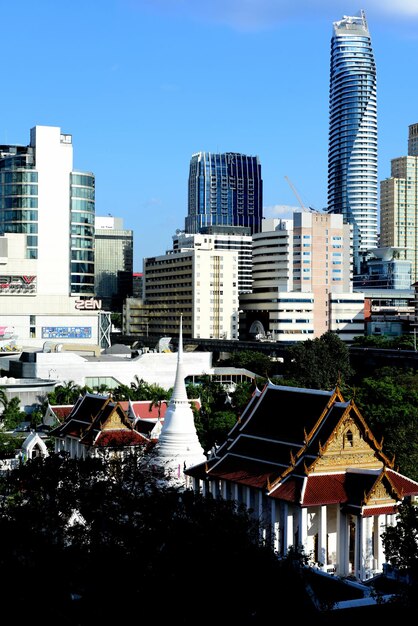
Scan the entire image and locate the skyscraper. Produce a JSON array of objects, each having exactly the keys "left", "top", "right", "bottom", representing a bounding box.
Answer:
[
  {"left": 94, "top": 216, "right": 133, "bottom": 311},
  {"left": 408, "top": 122, "right": 418, "bottom": 157},
  {"left": 185, "top": 151, "right": 263, "bottom": 235},
  {"left": 0, "top": 126, "right": 108, "bottom": 348},
  {"left": 0, "top": 125, "right": 95, "bottom": 296},
  {"left": 327, "top": 10, "right": 378, "bottom": 275},
  {"left": 380, "top": 123, "right": 418, "bottom": 284}
]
